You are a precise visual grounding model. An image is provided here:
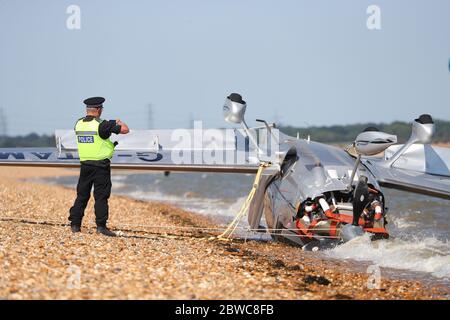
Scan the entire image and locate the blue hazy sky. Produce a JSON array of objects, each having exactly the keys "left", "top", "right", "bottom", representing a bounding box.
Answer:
[{"left": 0, "top": 0, "right": 449, "bottom": 135}]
